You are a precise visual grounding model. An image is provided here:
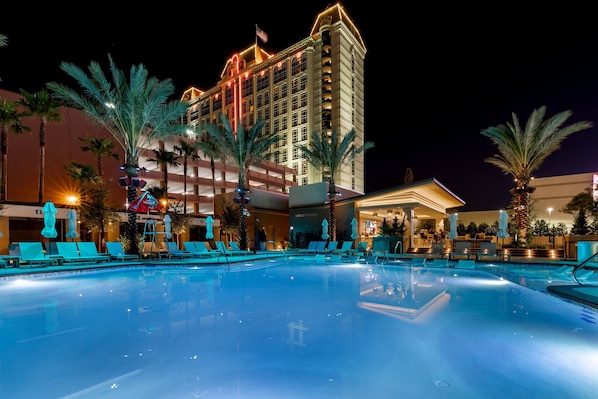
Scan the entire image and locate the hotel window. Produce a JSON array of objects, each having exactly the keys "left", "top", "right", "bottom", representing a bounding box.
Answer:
[
  {"left": 292, "top": 113, "right": 298, "bottom": 127},
  {"left": 257, "top": 109, "right": 262, "bottom": 119},
  {"left": 273, "top": 119, "right": 279, "bottom": 132},
  {"left": 352, "top": 177, "right": 355, "bottom": 190},
  {"left": 281, "top": 132, "right": 288, "bottom": 146},
  {"left": 264, "top": 108, "right": 270, "bottom": 120},
  {"left": 281, "top": 83, "right": 287, "bottom": 98},
  {"left": 292, "top": 129, "right": 298, "bottom": 143},
  {"left": 264, "top": 92, "right": 269, "bottom": 105},
  {"left": 292, "top": 96, "right": 298, "bottom": 110},
  {"left": 249, "top": 113, "right": 254, "bottom": 126},
  {"left": 273, "top": 103, "right": 279, "bottom": 117},
  {"left": 300, "top": 109, "right": 307, "bottom": 124},
  {"left": 300, "top": 92, "right": 307, "bottom": 108},
  {"left": 201, "top": 101, "right": 210, "bottom": 117},
  {"left": 300, "top": 75, "right": 307, "bottom": 91},
  {"left": 292, "top": 147, "right": 299, "bottom": 160},
  {"left": 273, "top": 87, "right": 279, "bottom": 102},
  {"left": 273, "top": 151, "right": 280, "bottom": 163},
  {"left": 352, "top": 159, "right": 355, "bottom": 175},
  {"left": 291, "top": 79, "right": 298, "bottom": 94},
  {"left": 224, "top": 85, "right": 234, "bottom": 105},
  {"left": 242, "top": 76, "right": 253, "bottom": 96},
  {"left": 281, "top": 100, "right": 287, "bottom": 114},
  {"left": 212, "top": 94, "right": 222, "bottom": 111},
  {"left": 301, "top": 177, "right": 308, "bottom": 185},
  {"left": 281, "top": 116, "right": 287, "bottom": 130},
  {"left": 301, "top": 126, "right": 308, "bottom": 141},
  {"left": 273, "top": 63, "right": 287, "bottom": 84},
  {"left": 292, "top": 162, "right": 298, "bottom": 171},
  {"left": 263, "top": 121, "right": 269, "bottom": 134},
  {"left": 257, "top": 70, "right": 269, "bottom": 91},
  {"left": 301, "top": 161, "right": 308, "bottom": 175},
  {"left": 282, "top": 150, "right": 288, "bottom": 162},
  {"left": 257, "top": 94, "right": 262, "bottom": 108}
]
